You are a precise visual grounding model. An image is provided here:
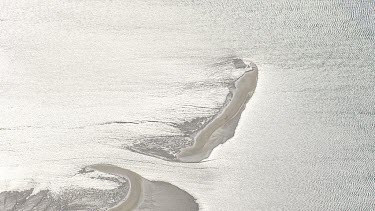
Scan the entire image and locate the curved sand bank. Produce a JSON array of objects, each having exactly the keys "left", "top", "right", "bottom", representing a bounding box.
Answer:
[
  {"left": 177, "top": 62, "right": 258, "bottom": 163},
  {"left": 88, "top": 164, "right": 143, "bottom": 211},
  {"left": 88, "top": 164, "right": 198, "bottom": 211}
]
